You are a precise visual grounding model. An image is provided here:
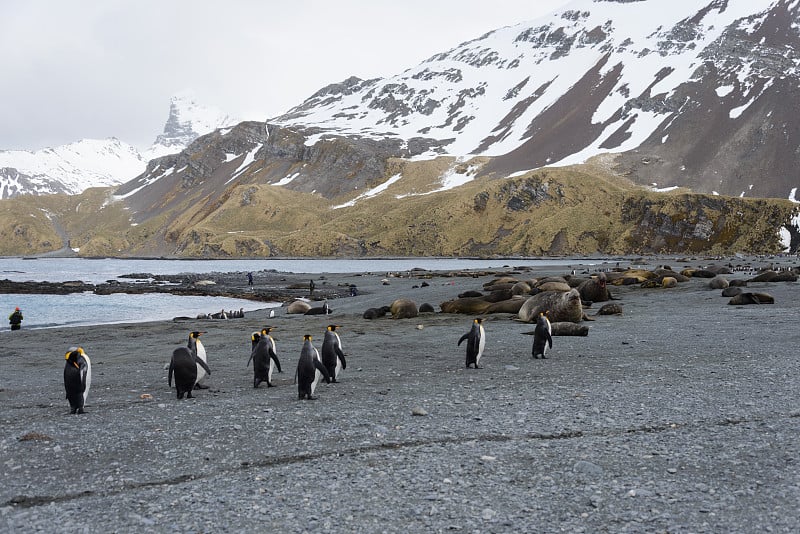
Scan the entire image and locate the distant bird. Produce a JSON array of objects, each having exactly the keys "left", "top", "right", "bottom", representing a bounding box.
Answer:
[
  {"left": 188, "top": 331, "right": 209, "bottom": 389},
  {"left": 531, "top": 311, "right": 553, "bottom": 359},
  {"left": 321, "top": 324, "right": 347, "bottom": 382},
  {"left": 458, "top": 318, "right": 486, "bottom": 369},
  {"left": 296, "top": 334, "right": 331, "bottom": 400},
  {"left": 248, "top": 326, "right": 282, "bottom": 388},
  {"left": 64, "top": 347, "right": 92, "bottom": 414}
]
